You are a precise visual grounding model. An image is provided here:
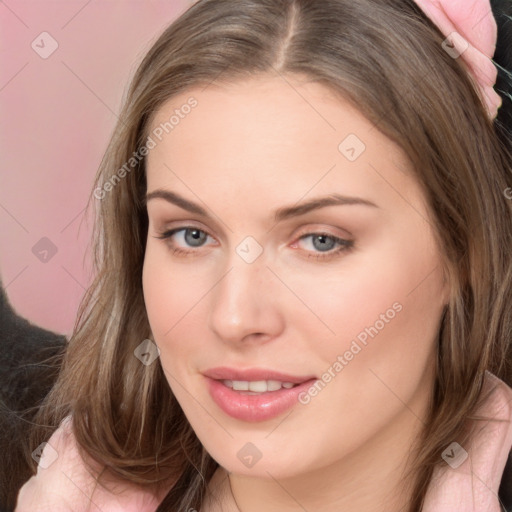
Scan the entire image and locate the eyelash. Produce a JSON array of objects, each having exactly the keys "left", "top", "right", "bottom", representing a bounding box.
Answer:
[{"left": 154, "top": 227, "right": 354, "bottom": 261}]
